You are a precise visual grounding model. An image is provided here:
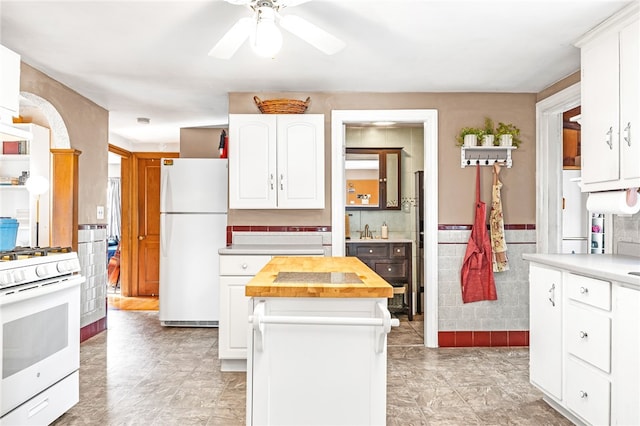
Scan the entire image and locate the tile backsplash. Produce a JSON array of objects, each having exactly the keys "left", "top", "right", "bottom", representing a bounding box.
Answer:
[{"left": 613, "top": 211, "right": 640, "bottom": 252}]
